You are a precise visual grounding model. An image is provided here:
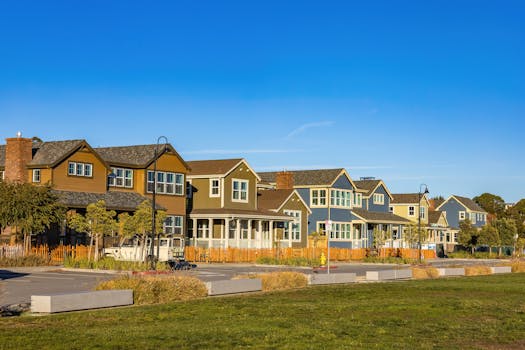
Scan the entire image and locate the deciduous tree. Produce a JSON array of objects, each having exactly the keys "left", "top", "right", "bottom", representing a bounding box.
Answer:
[{"left": 457, "top": 219, "right": 479, "bottom": 254}]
